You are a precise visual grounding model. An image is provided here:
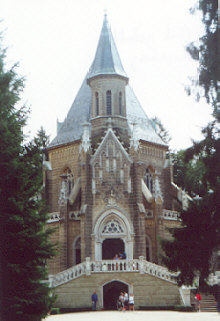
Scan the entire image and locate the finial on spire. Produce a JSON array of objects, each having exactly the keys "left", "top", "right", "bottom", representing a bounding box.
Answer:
[{"left": 104, "top": 9, "right": 107, "bottom": 17}]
